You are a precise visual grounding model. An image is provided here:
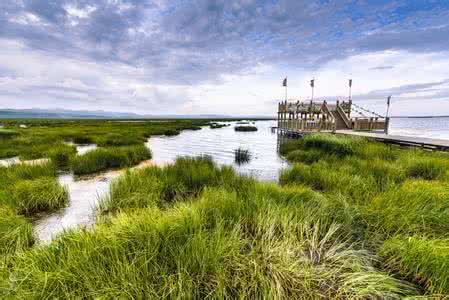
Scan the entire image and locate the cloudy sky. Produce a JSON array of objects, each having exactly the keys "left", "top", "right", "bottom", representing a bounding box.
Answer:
[{"left": 1, "top": 0, "right": 449, "bottom": 116}]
